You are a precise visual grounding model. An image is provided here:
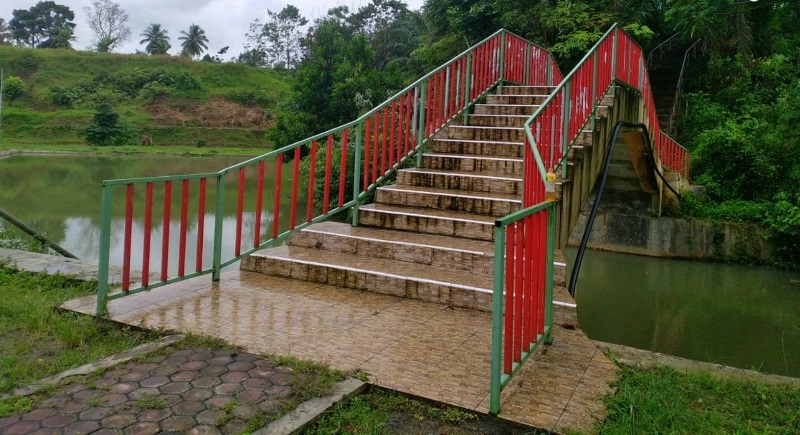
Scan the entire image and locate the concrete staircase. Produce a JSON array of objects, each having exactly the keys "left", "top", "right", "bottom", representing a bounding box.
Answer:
[{"left": 241, "top": 85, "right": 557, "bottom": 311}]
